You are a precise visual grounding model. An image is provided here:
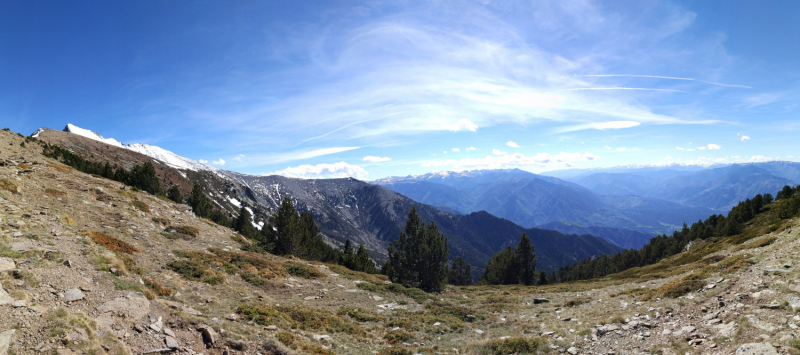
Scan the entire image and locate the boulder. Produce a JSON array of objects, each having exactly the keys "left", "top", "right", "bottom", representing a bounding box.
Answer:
[
  {"left": 198, "top": 325, "right": 219, "bottom": 347},
  {"left": 0, "top": 258, "right": 15, "bottom": 273},
  {"left": 164, "top": 336, "right": 179, "bottom": 349},
  {"left": 0, "top": 284, "right": 13, "bottom": 306},
  {"left": 735, "top": 342, "right": 778, "bottom": 355},
  {"left": 63, "top": 289, "right": 85, "bottom": 302},
  {"left": 533, "top": 298, "right": 549, "bottom": 304},
  {"left": 96, "top": 292, "right": 150, "bottom": 321},
  {"left": 0, "top": 329, "right": 15, "bottom": 355}
]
